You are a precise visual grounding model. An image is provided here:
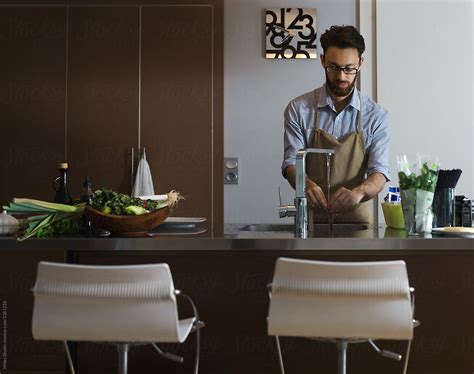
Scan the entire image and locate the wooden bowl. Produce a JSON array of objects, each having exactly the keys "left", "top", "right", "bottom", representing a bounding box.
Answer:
[{"left": 85, "top": 205, "right": 171, "bottom": 236}]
